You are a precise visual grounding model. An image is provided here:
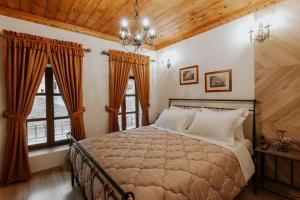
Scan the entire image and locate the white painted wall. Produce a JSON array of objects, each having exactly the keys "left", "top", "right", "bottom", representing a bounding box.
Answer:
[
  {"left": 0, "top": 15, "right": 158, "bottom": 173},
  {"left": 156, "top": 15, "right": 255, "bottom": 112}
]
